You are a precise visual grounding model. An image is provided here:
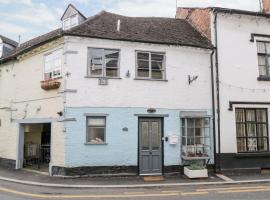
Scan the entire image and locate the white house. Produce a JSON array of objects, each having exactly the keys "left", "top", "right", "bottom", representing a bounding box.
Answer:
[
  {"left": 0, "top": 4, "right": 214, "bottom": 176},
  {"left": 177, "top": 0, "right": 270, "bottom": 173}
]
